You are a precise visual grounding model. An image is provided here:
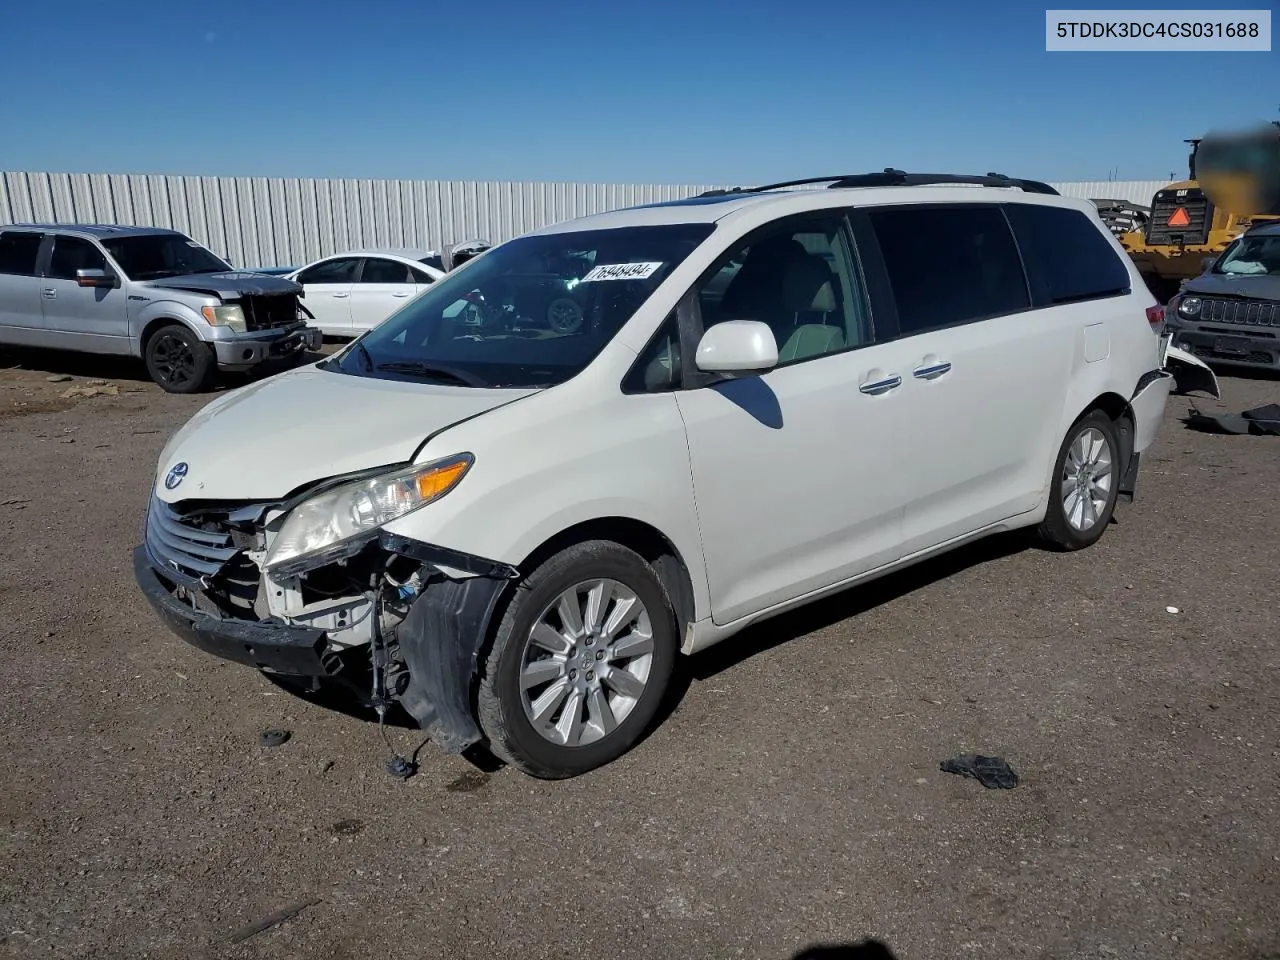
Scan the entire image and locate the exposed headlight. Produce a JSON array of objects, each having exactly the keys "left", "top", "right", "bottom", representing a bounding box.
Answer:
[
  {"left": 264, "top": 454, "right": 473, "bottom": 574},
  {"left": 1177, "top": 296, "right": 1202, "bottom": 318},
  {"left": 201, "top": 304, "right": 247, "bottom": 333}
]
